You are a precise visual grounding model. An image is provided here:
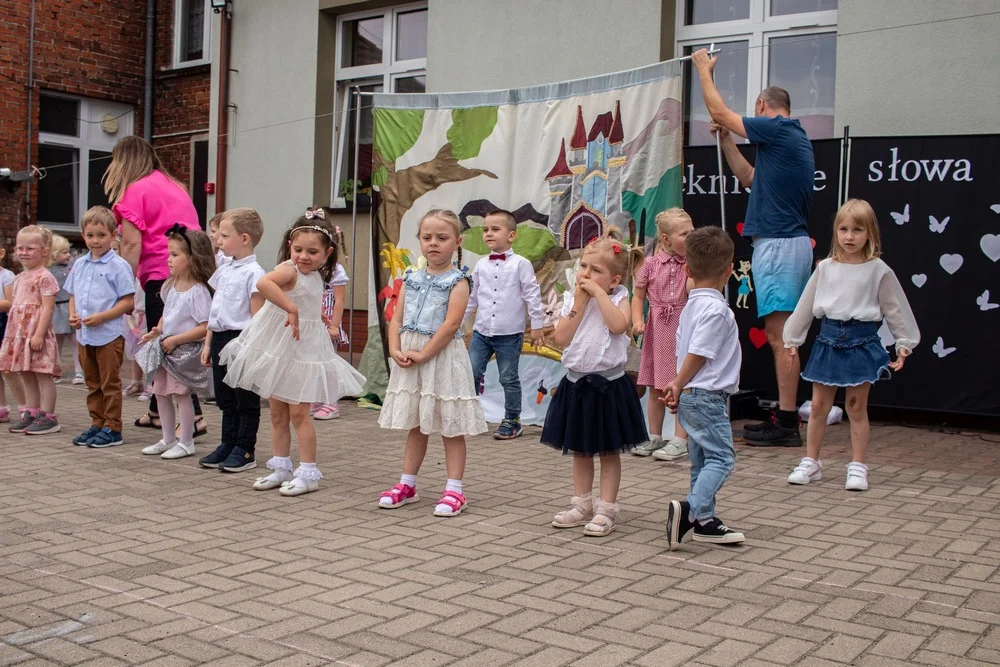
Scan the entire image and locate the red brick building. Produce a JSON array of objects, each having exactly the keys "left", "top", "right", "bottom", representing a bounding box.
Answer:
[{"left": 0, "top": 0, "right": 211, "bottom": 249}]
